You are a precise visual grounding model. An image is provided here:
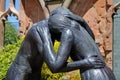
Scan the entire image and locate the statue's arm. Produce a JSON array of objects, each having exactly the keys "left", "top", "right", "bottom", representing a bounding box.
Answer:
[{"left": 42, "top": 28, "right": 99, "bottom": 73}]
